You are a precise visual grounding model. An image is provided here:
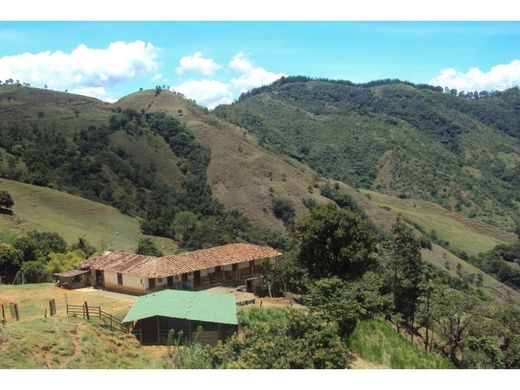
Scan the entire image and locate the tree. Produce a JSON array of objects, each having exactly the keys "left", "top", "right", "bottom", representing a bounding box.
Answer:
[
  {"left": 492, "top": 304, "right": 520, "bottom": 368},
  {"left": 514, "top": 225, "right": 520, "bottom": 240},
  {"left": 0, "top": 243, "right": 23, "bottom": 280},
  {"left": 70, "top": 237, "right": 97, "bottom": 258},
  {"left": 388, "top": 218, "right": 426, "bottom": 334},
  {"left": 208, "top": 308, "right": 351, "bottom": 368},
  {"left": 14, "top": 231, "right": 67, "bottom": 261},
  {"left": 271, "top": 197, "right": 296, "bottom": 229},
  {"left": 433, "top": 288, "right": 481, "bottom": 367},
  {"left": 45, "top": 249, "right": 86, "bottom": 274},
  {"left": 0, "top": 190, "right": 14, "bottom": 211},
  {"left": 305, "top": 277, "right": 362, "bottom": 336},
  {"left": 296, "top": 204, "right": 378, "bottom": 280},
  {"left": 135, "top": 238, "right": 163, "bottom": 257},
  {"left": 21, "top": 260, "right": 49, "bottom": 283},
  {"left": 172, "top": 211, "right": 200, "bottom": 241}
]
